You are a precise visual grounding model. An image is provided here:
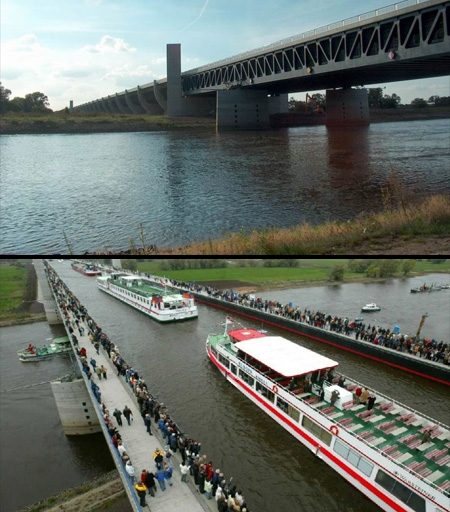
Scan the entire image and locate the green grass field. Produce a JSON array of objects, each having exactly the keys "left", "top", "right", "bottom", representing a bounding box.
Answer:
[
  {"left": 136, "top": 259, "right": 449, "bottom": 287},
  {"left": 0, "top": 264, "right": 27, "bottom": 319}
]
